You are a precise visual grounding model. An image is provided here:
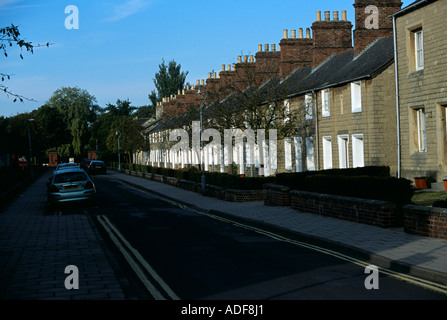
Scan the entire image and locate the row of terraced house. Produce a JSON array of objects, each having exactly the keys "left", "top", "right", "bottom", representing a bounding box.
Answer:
[{"left": 134, "top": 0, "right": 447, "bottom": 185}]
